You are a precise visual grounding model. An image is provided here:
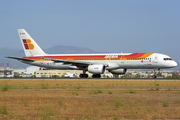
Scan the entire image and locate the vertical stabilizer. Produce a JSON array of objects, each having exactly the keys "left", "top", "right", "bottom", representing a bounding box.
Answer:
[{"left": 17, "top": 29, "right": 47, "bottom": 57}]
